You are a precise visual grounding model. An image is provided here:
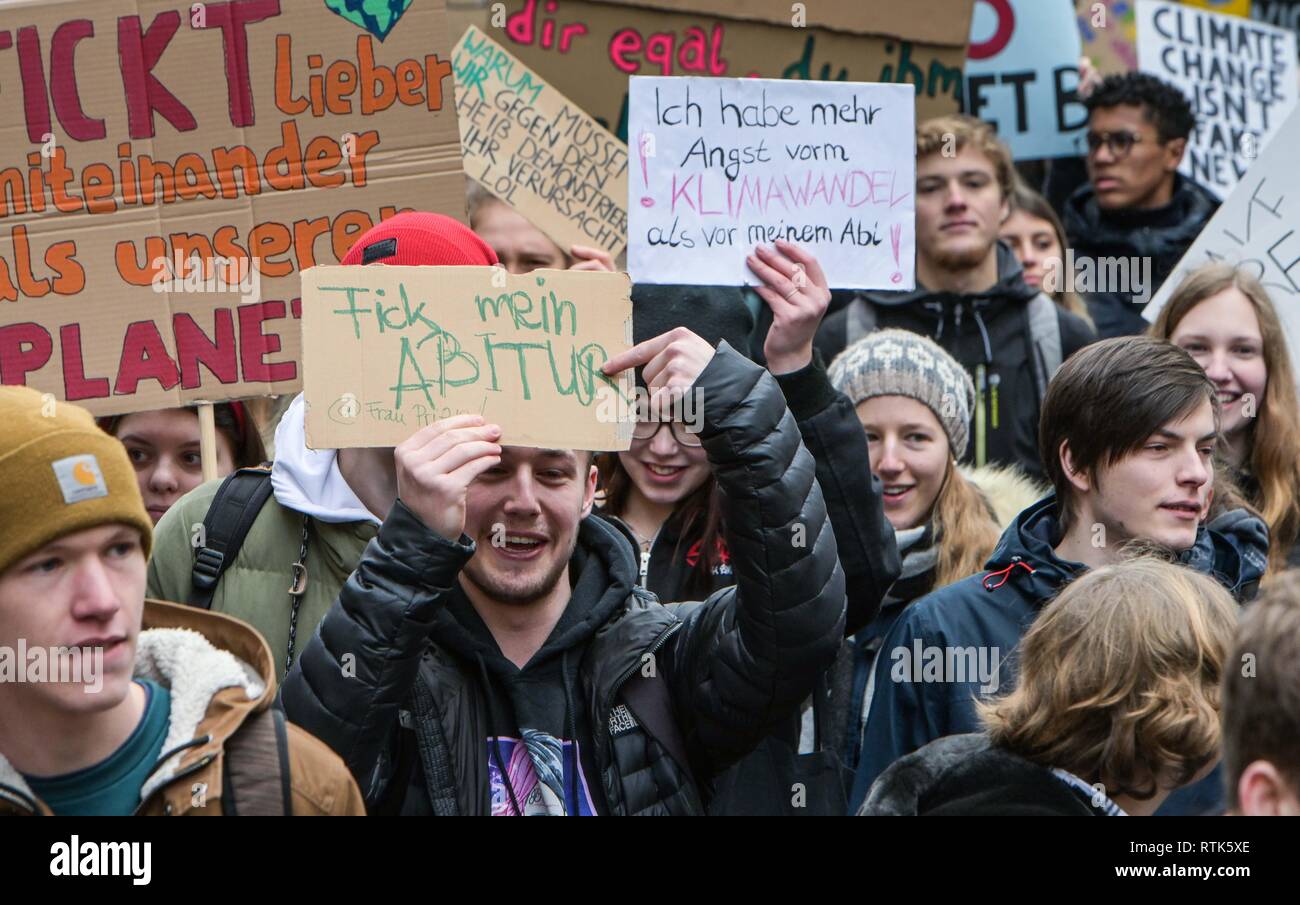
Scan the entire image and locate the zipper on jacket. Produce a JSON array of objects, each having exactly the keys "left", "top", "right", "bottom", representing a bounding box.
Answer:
[
  {"left": 606, "top": 619, "right": 682, "bottom": 711},
  {"left": 975, "top": 362, "right": 988, "bottom": 468},
  {"left": 639, "top": 549, "right": 651, "bottom": 585}
]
